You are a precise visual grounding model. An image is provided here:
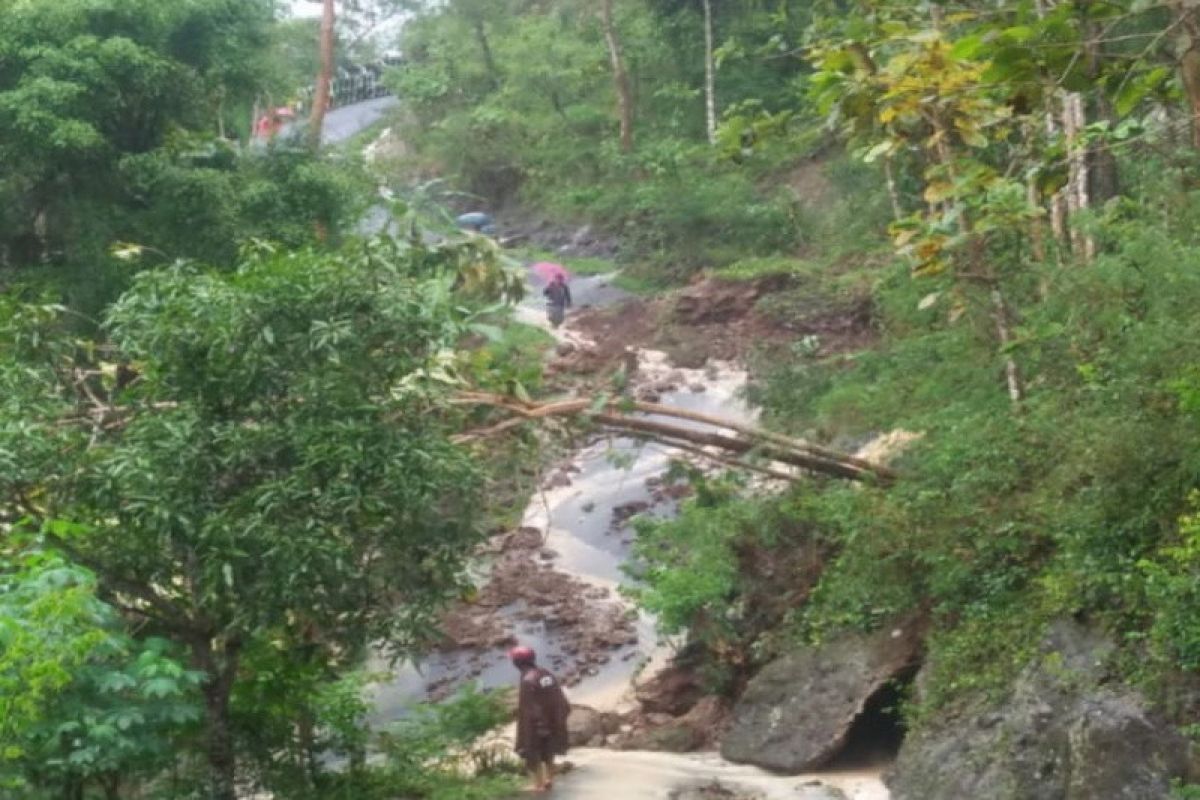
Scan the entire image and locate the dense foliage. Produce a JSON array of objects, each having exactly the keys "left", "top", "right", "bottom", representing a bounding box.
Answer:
[
  {"left": 0, "top": 227, "right": 527, "bottom": 797},
  {"left": 0, "top": 0, "right": 362, "bottom": 315},
  {"left": 384, "top": 0, "right": 822, "bottom": 278},
  {"left": 10, "top": 0, "right": 1200, "bottom": 796},
  {"left": 595, "top": 0, "right": 1200, "bottom": 744}
]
